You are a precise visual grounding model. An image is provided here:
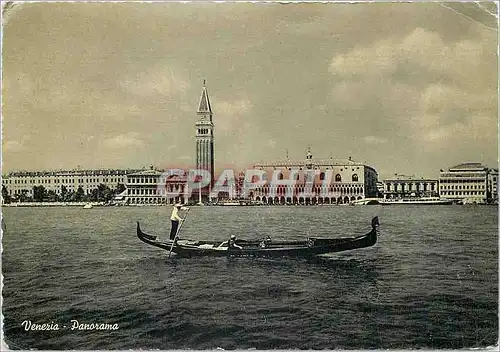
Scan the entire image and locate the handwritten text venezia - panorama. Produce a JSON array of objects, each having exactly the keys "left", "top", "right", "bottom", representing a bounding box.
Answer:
[{"left": 21, "top": 320, "right": 119, "bottom": 331}]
